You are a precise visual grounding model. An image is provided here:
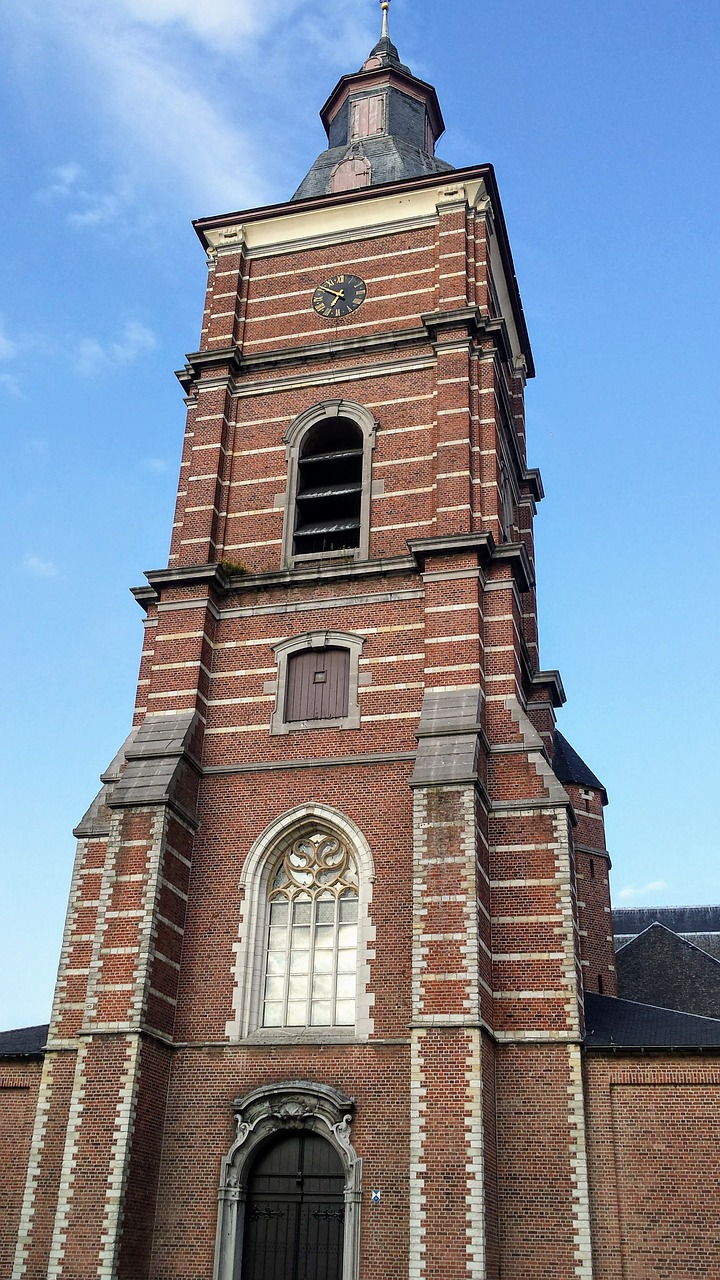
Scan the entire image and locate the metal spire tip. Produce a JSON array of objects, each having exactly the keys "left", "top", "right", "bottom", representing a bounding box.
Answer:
[{"left": 380, "top": 0, "right": 390, "bottom": 40}]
